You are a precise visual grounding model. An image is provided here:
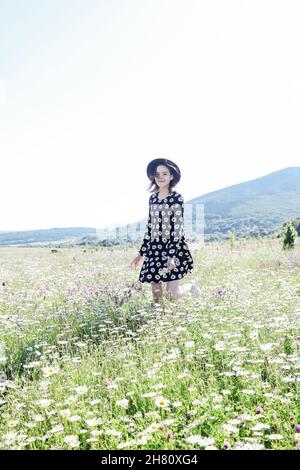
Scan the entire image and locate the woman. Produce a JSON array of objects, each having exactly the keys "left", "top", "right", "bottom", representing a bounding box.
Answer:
[{"left": 130, "top": 158, "right": 199, "bottom": 306}]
